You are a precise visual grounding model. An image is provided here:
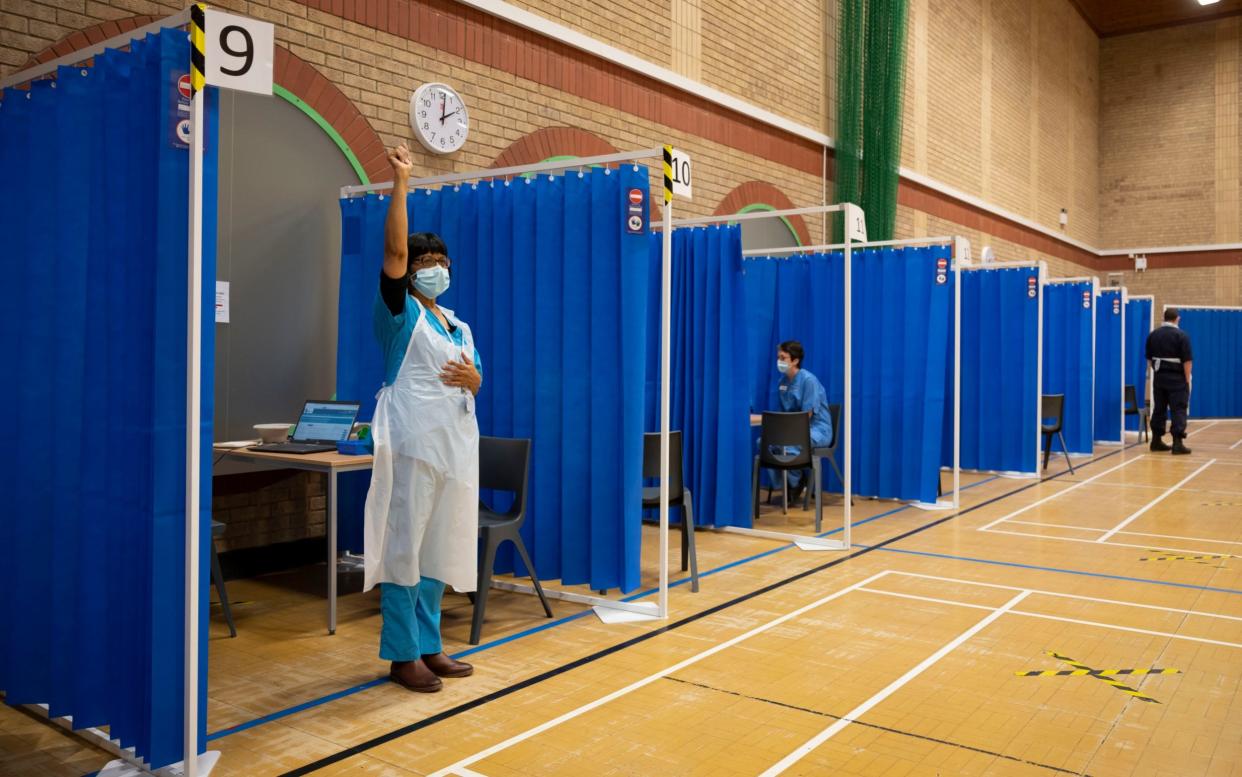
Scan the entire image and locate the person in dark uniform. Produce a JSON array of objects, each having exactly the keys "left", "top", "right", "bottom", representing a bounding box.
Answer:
[{"left": 1145, "top": 307, "right": 1194, "bottom": 455}]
